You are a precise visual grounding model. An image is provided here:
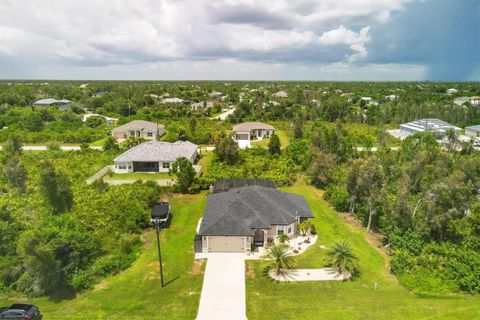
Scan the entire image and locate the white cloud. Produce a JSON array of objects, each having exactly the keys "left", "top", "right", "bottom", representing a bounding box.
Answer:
[{"left": 0, "top": 0, "right": 418, "bottom": 79}]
